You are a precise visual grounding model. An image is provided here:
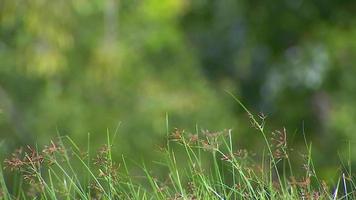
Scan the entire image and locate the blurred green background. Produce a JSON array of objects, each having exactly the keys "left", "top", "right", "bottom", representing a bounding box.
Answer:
[{"left": 1, "top": 0, "right": 356, "bottom": 177}]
